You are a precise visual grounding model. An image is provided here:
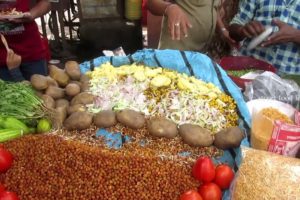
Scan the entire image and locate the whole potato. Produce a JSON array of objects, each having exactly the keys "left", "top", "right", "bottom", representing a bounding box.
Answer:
[
  {"left": 30, "top": 74, "right": 48, "bottom": 90},
  {"left": 116, "top": 109, "right": 145, "bottom": 129},
  {"left": 45, "top": 86, "right": 65, "bottom": 99},
  {"left": 70, "top": 92, "right": 95, "bottom": 105},
  {"left": 41, "top": 95, "right": 55, "bottom": 109},
  {"left": 67, "top": 104, "right": 86, "bottom": 115},
  {"left": 55, "top": 99, "right": 70, "bottom": 109},
  {"left": 214, "top": 127, "right": 244, "bottom": 150},
  {"left": 54, "top": 106, "right": 67, "bottom": 129},
  {"left": 65, "top": 61, "right": 81, "bottom": 81},
  {"left": 179, "top": 124, "right": 214, "bottom": 147},
  {"left": 64, "top": 111, "right": 93, "bottom": 131},
  {"left": 49, "top": 65, "right": 70, "bottom": 87},
  {"left": 148, "top": 117, "right": 178, "bottom": 139},
  {"left": 65, "top": 83, "right": 81, "bottom": 97},
  {"left": 93, "top": 110, "right": 117, "bottom": 128}
]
